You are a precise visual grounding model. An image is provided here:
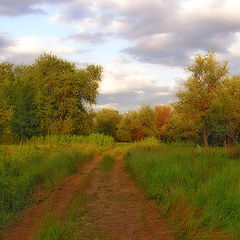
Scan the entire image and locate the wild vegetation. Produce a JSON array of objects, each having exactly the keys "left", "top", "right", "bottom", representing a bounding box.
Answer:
[
  {"left": 1, "top": 52, "right": 240, "bottom": 239},
  {"left": 125, "top": 142, "right": 240, "bottom": 239}
]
